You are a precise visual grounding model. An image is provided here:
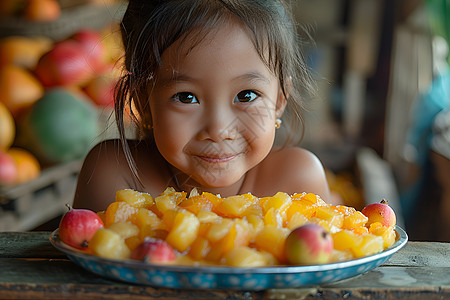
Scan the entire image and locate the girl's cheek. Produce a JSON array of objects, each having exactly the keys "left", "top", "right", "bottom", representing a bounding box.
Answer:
[{"left": 239, "top": 104, "right": 277, "bottom": 131}]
